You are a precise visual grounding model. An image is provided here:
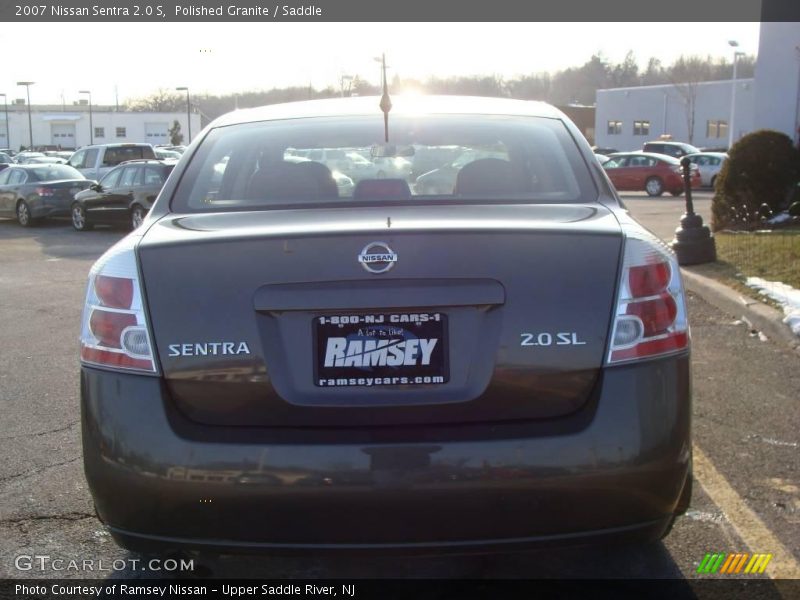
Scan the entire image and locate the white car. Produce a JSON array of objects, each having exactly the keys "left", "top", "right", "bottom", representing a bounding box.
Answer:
[{"left": 685, "top": 152, "right": 727, "bottom": 188}]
